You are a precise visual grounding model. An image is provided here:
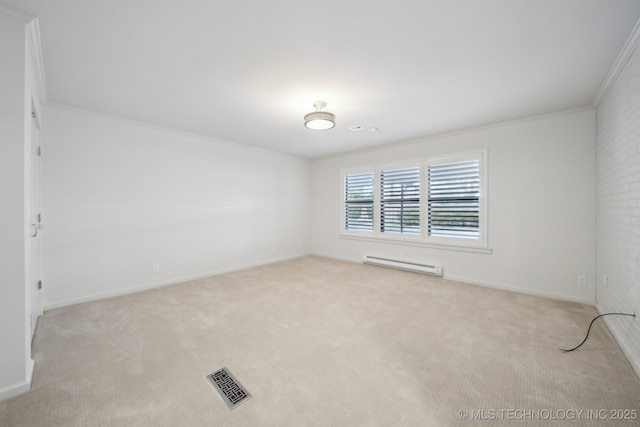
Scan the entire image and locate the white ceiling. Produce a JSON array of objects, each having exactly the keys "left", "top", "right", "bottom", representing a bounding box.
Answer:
[{"left": 8, "top": 0, "right": 640, "bottom": 158}]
